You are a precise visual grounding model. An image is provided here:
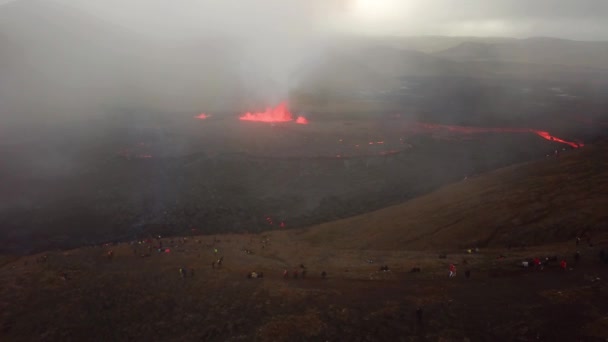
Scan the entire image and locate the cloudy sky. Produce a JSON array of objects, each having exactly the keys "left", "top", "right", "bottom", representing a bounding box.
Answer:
[{"left": 3, "top": 0, "right": 599, "bottom": 41}]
